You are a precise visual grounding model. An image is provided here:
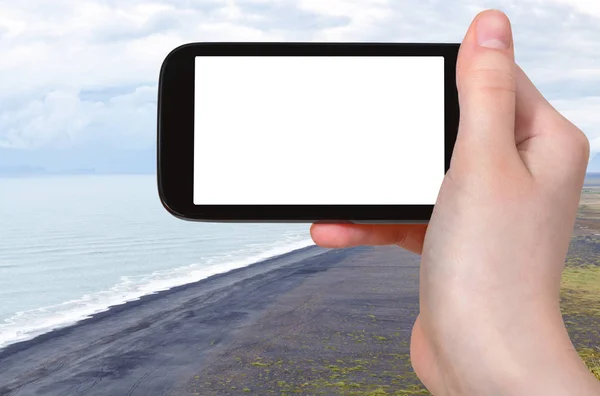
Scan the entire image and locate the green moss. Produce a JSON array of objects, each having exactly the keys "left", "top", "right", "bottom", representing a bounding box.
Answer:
[
  {"left": 213, "top": 352, "right": 431, "bottom": 395},
  {"left": 562, "top": 209, "right": 600, "bottom": 382},
  {"left": 561, "top": 265, "right": 600, "bottom": 317},
  {"left": 394, "top": 385, "right": 431, "bottom": 395},
  {"left": 365, "top": 388, "right": 388, "bottom": 395},
  {"left": 578, "top": 347, "right": 600, "bottom": 381}
]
